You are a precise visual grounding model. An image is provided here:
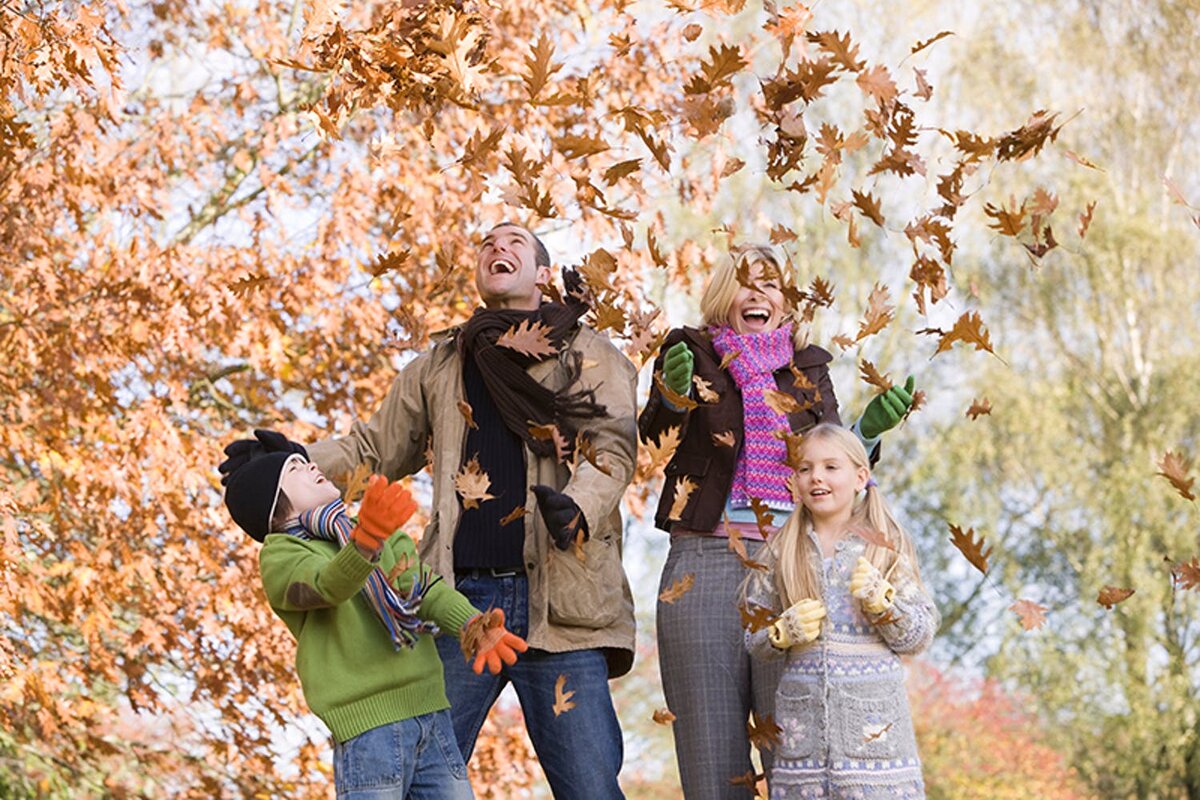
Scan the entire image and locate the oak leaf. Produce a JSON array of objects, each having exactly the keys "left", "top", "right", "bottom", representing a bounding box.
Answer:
[
  {"left": 747, "top": 711, "right": 782, "bottom": 751},
  {"left": 948, "top": 524, "right": 991, "bottom": 574},
  {"left": 763, "top": 388, "right": 802, "bottom": 416},
  {"left": 739, "top": 603, "right": 778, "bottom": 633},
  {"left": 659, "top": 573, "right": 695, "bottom": 604},
  {"left": 910, "top": 30, "right": 953, "bottom": 55},
  {"left": 644, "top": 425, "right": 682, "bottom": 472},
  {"left": 1065, "top": 150, "right": 1104, "bottom": 171},
  {"left": 499, "top": 505, "right": 528, "bottom": 526},
  {"left": 575, "top": 432, "right": 613, "bottom": 477},
  {"left": 523, "top": 33, "right": 563, "bottom": 101},
  {"left": 603, "top": 159, "right": 642, "bottom": 186},
  {"left": 692, "top": 375, "right": 719, "bottom": 403},
  {"left": 339, "top": 462, "right": 374, "bottom": 505},
  {"left": 667, "top": 476, "right": 698, "bottom": 521},
  {"left": 966, "top": 397, "right": 992, "bottom": 420},
  {"left": 554, "top": 134, "right": 610, "bottom": 160},
  {"left": 730, "top": 770, "right": 766, "bottom": 789},
  {"left": 712, "top": 431, "right": 736, "bottom": 448},
  {"left": 1173, "top": 558, "right": 1200, "bottom": 591},
  {"left": 528, "top": 422, "right": 571, "bottom": 464},
  {"left": 497, "top": 319, "right": 556, "bottom": 359},
  {"left": 854, "top": 282, "right": 895, "bottom": 343},
  {"left": 721, "top": 158, "right": 746, "bottom": 177},
  {"left": 859, "top": 360, "right": 893, "bottom": 392},
  {"left": 1078, "top": 201, "right": 1097, "bottom": 239},
  {"left": 913, "top": 68, "right": 933, "bottom": 101},
  {"left": 855, "top": 64, "right": 898, "bottom": 105},
  {"left": 1155, "top": 451, "right": 1195, "bottom": 501},
  {"left": 553, "top": 673, "right": 576, "bottom": 716},
  {"left": 1010, "top": 599, "right": 1047, "bottom": 631},
  {"left": 454, "top": 456, "right": 495, "bottom": 510},
  {"left": 807, "top": 30, "right": 864, "bottom": 72},
  {"left": 654, "top": 372, "right": 699, "bottom": 411},
  {"left": 748, "top": 497, "right": 775, "bottom": 537},
  {"left": 1097, "top": 586, "right": 1134, "bottom": 609},
  {"left": 719, "top": 349, "right": 741, "bottom": 370},
  {"left": 852, "top": 189, "right": 885, "bottom": 228},
  {"left": 931, "top": 311, "right": 996, "bottom": 357}
]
